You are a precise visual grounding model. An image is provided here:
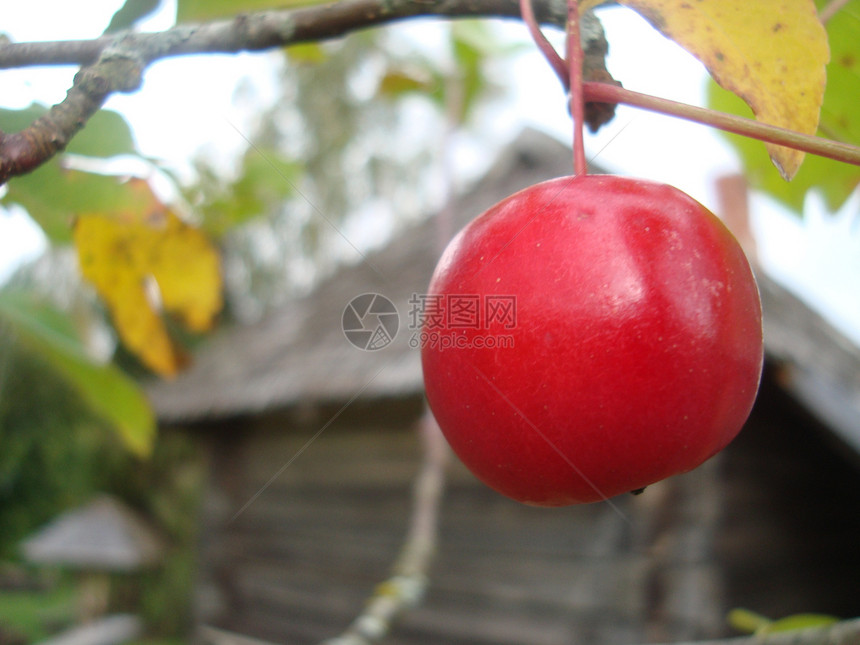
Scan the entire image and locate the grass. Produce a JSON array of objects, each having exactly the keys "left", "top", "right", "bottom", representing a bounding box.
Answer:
[
  {"left": 0, "top": 575, "right": 78, "bottom": 642},
  {"left": 0, "top": 579, "right": 189, "bottom": 645}
]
